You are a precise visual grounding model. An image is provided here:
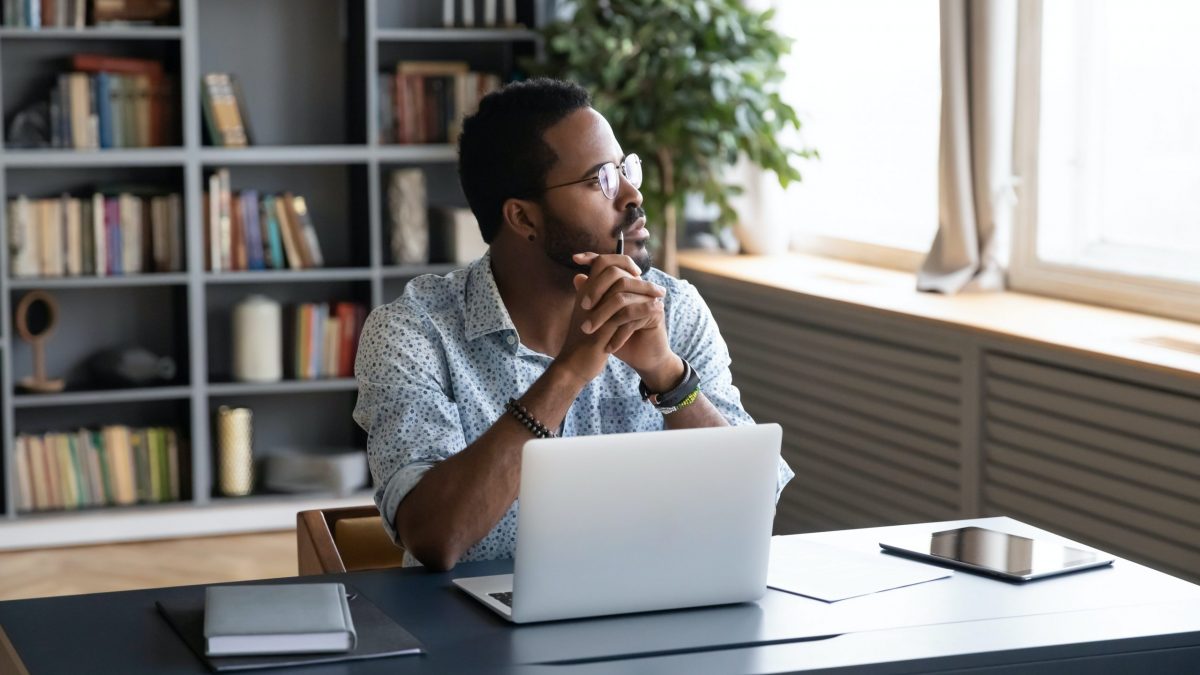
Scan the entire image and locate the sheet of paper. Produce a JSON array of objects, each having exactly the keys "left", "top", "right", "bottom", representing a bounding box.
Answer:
[{"left": 768, "top": 537, "right": 952, "bottom": 602}]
